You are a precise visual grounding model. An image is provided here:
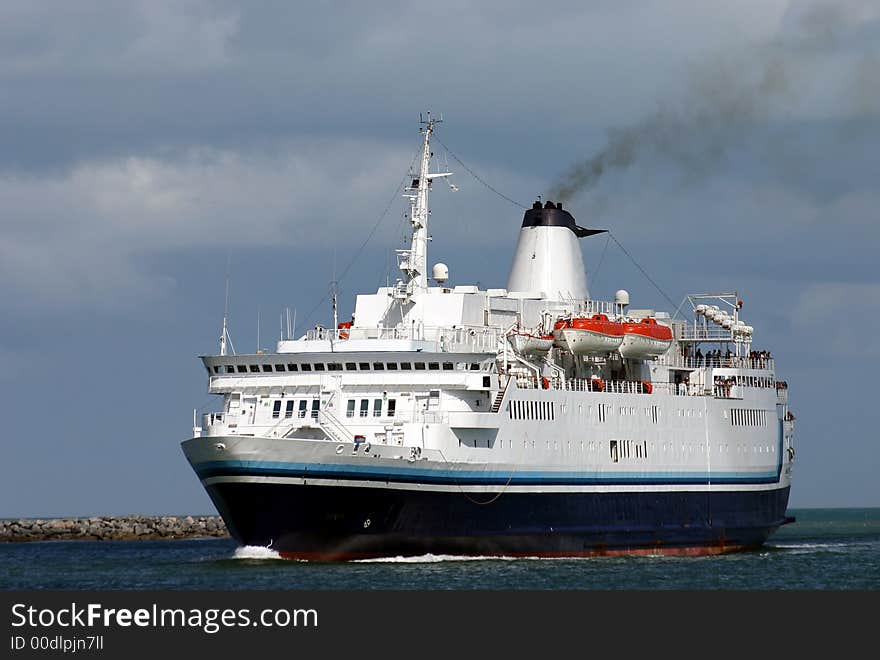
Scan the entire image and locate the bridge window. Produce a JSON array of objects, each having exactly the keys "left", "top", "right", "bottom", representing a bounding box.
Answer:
[
  {"left": 328, "top": 363, "right": 342, "bottom": 371},
  {"left": 285, "top": 401, "right": 295, "bottom": 418},
  {"left": 386, "top": 363, "right": 398, "bottom": 370},
  {"left": 442, "top": 362, "right": 453, "bottom": 370},
  {"left": 249, "top": 365, "right": 260, "bottom": 373},
  {"left": 226, "top": 365, "right": 235, "bottom": 373},
  {"left": 314, "top": 363, "right": 325, "bottom": 372},
  {"left": 428, "top": 362, "right": 440, "bottom": 370},
  {"left": 388, "top": 399, "right": 396, "bottom": 417},
  {"left": 310, "top": 399, "right": 320, "bottom": 419},
  {"left": 301, "top": 364, "right": 312, "bottom": 372},
  {"left": 274, "top": 364, "right": 286, "bottom": 372},
  {"left": 345, "top": 362, "right": 357, "bottom": 371},
  {"left": 414, "top": 363, "right": 426, "bottom": 370},
  {"left": 237, "top": 365, "right": 248, "bottom": 373},
  {"left": 373, "top": 399, "right": 382, "bottom": 417},
  {"left": 212, "top": 366, "right": 219, "bottom": 374},
  {"left": 298, "top": 400, "right": 307, "bottom": 418},
  {"left": 272, "top": 400, "right": 282, "bottom": 418},
  {"left": 373, "top": 362, "right": 385, "bottom": 370},
  {"left": 262, "top": 364, "right": 273, "bottom": 372},
  {"left": 400, "top": 362, "right": 412, "bottom": 370},
  {"left": 360, "top": 399, "right": 369, "bottom": 417},
  {"left": 287, "top": 363, "right": 298, "bottom": 371},
  {"left": 346, "top": 400, "right": 356, "bottom": 418}
]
